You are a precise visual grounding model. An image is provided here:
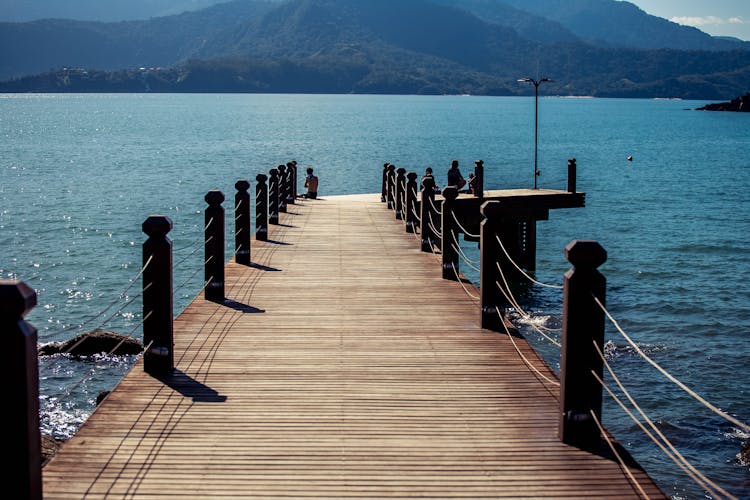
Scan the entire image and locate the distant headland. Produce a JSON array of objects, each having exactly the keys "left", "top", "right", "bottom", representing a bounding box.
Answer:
[{"left": 697, "top": 93, "right": 750, "bottom": 112}]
